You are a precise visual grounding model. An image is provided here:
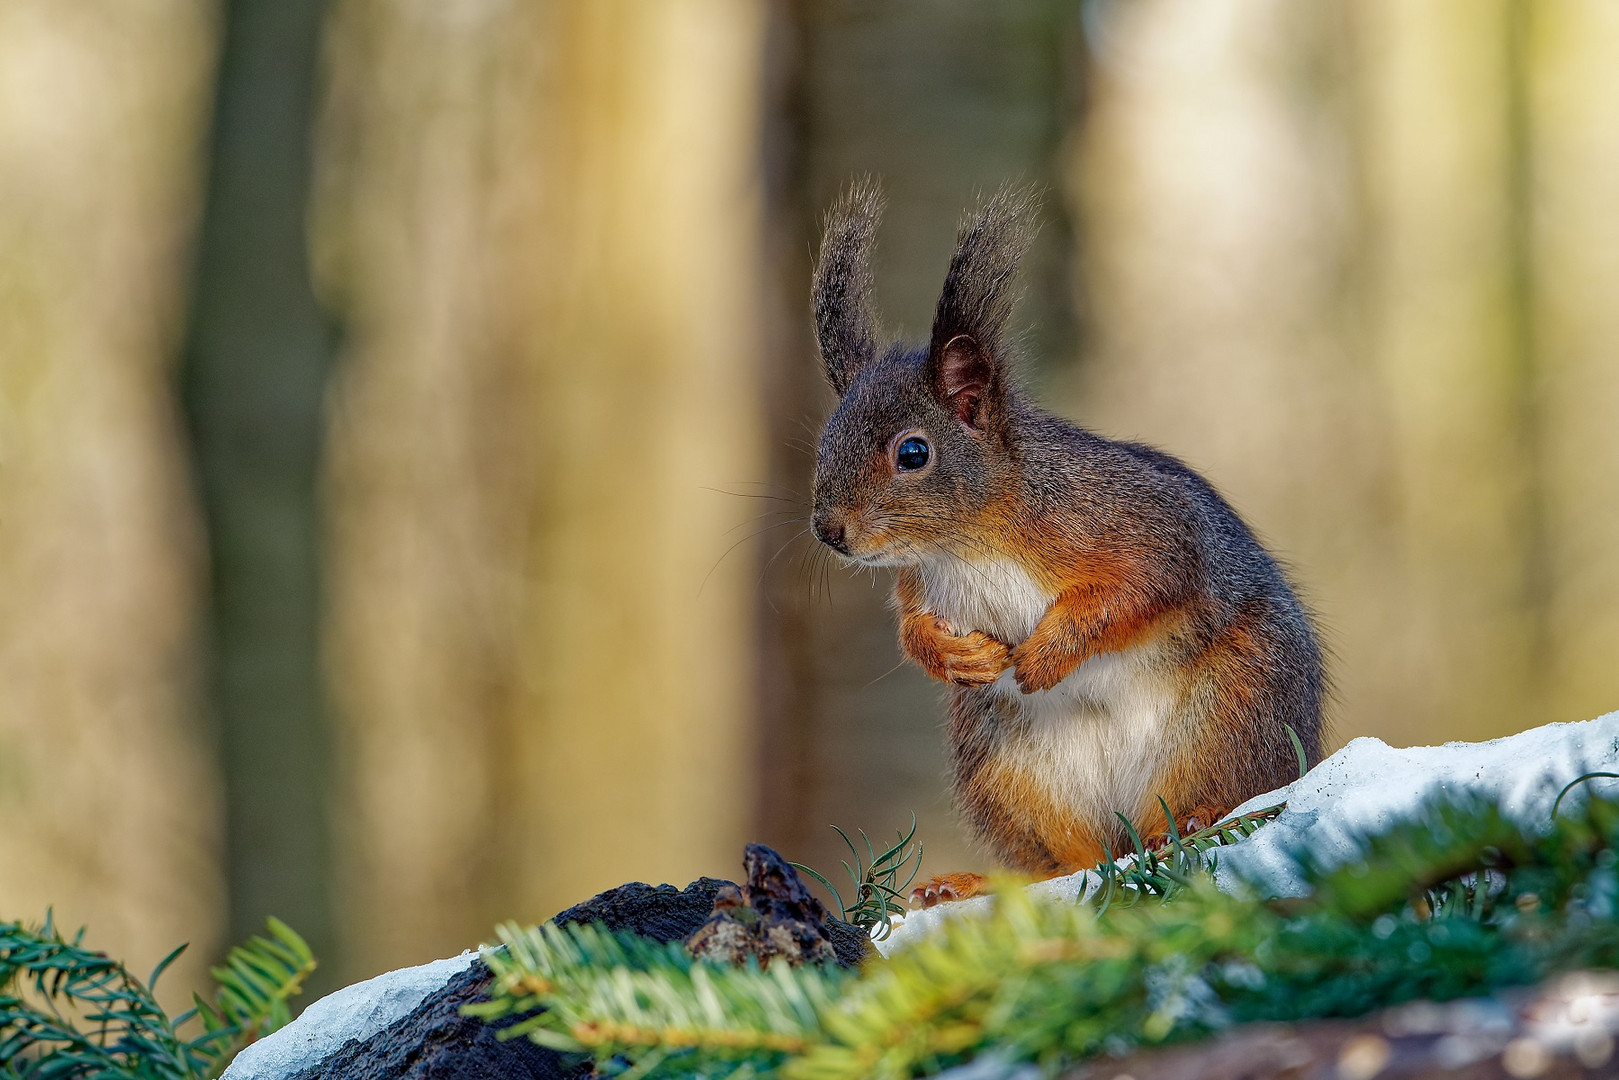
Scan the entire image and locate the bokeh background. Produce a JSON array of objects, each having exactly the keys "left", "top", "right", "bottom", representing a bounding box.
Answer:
[{"left": 3, "top": 0, "right": 1617, "bottom": 1007}]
